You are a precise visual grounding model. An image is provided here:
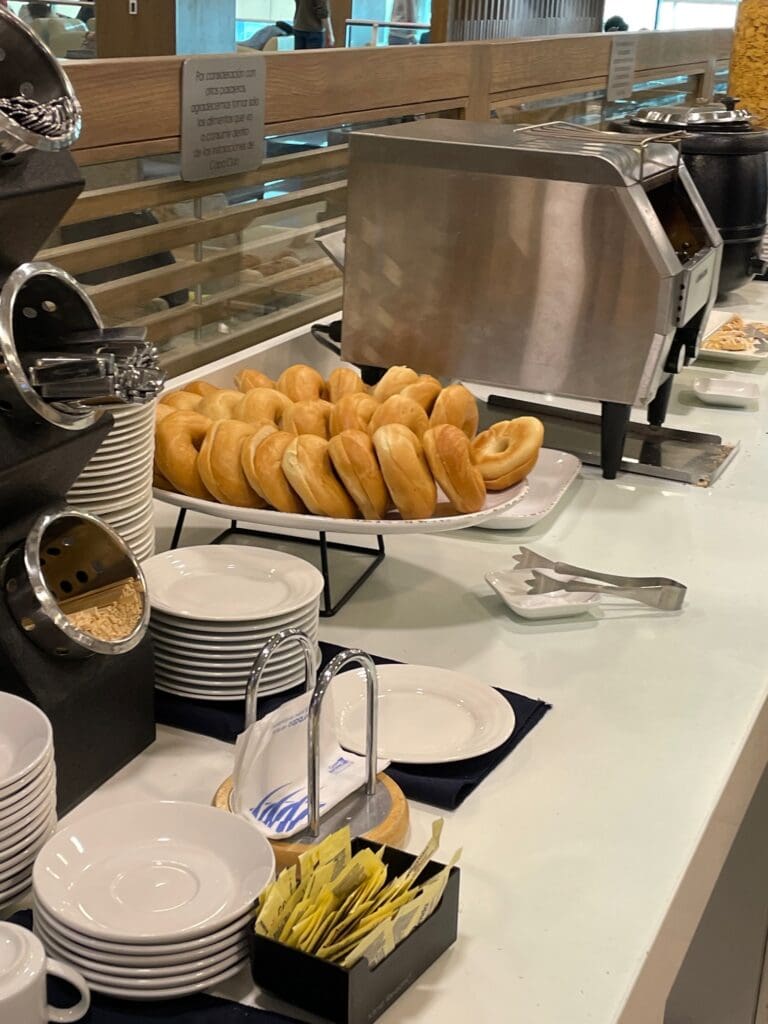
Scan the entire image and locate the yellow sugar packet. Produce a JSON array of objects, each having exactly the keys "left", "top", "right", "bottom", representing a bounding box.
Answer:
[
  {"left": 255, "top": 865, "right": 300, "bottom": 938},
  {"left": 368, "top": 819, "right": 444, "bottom": 913},
  {"left": 316, "top": 862, "right": 388, "bottom": 953},
  {"left": 340, "top": 918, "right": 396, "bottom": 969},
  {"left": 329, "top": 847, "right": 383, "bottom": 903},
  {"left": 298, "top": 825, "right": 352, "bottom": 882},
  {"left": 391, "top": 848, "right": 462, "bottom": 946},
  {"left": 298, "top": 891, "right": 337, "bottom": 953}
]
